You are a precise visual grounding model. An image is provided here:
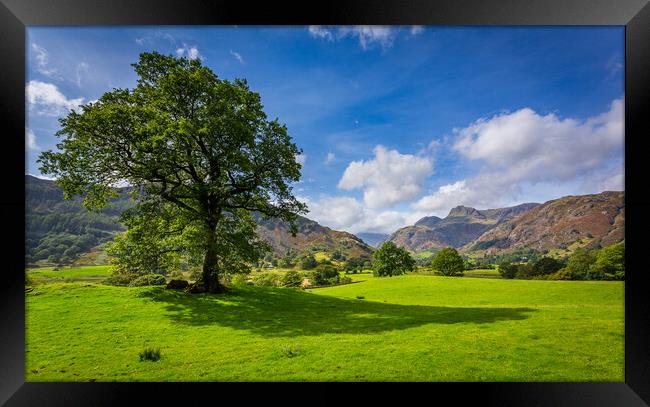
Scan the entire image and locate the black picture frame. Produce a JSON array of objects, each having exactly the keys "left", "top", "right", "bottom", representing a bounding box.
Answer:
[{"left": 2, "top": 1, "right": 649, "bottom": 405}]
